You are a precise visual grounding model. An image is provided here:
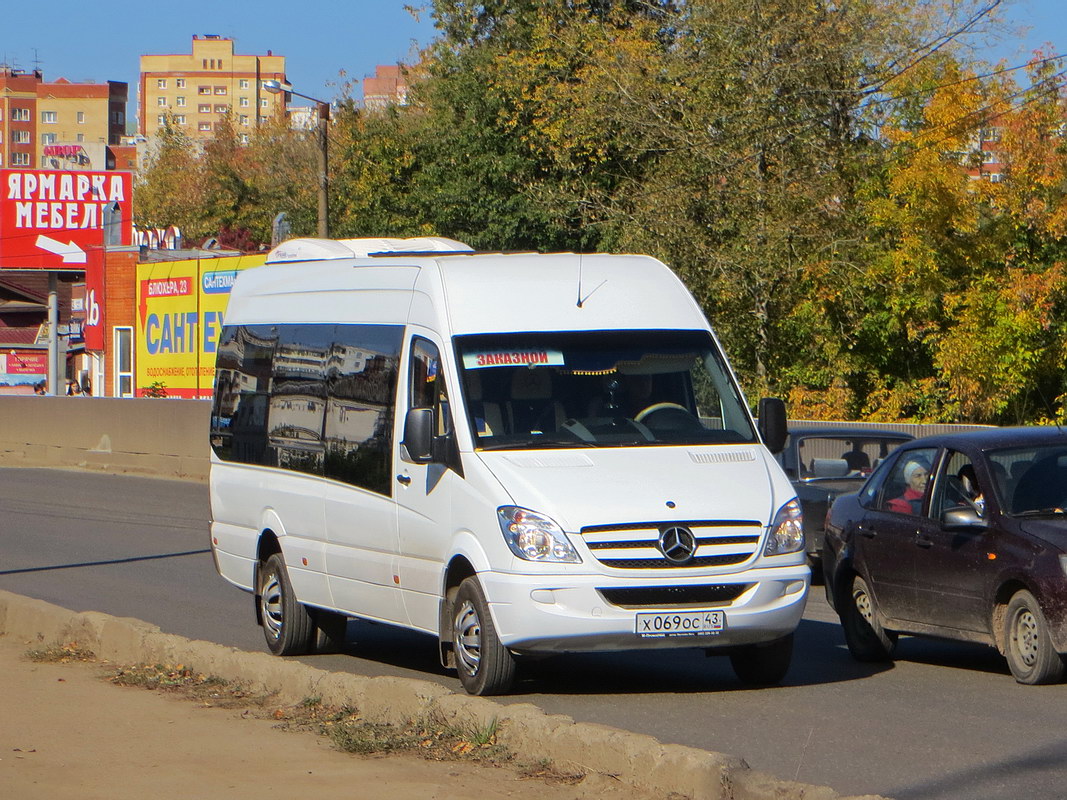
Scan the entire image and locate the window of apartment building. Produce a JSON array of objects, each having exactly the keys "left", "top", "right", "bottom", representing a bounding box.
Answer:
[
  {"left": 12, "top": 130, "right": 30, "bottom": 144},
  {"left": 198, "top": 86, "right": 212, "bottom": 95},
  {"left": 259, "top": 115, "right": 268, "bottom": 125},
  {"left": 239, "top": 79, "right": 249, "bottom": 89},
  {"left": 11, "top": 153, "right": 29, "bottom": 166},
  {"left": 176, "top": 78, "right": 186, "bottom": 89},
  {"left": 114, "top": 327, "right": 134, "bottom": 398},
  {"left": 239, "top": 97, "right": 249, "bottom": 107},
  {"left": 239, "top": 115, "right": 249, "bottom": 125},
  {"left": 114, "top": 111, "right": 125, "bottom": 125},
  {"left": 0, "top": 154, "right": 3, "bottom": 165},
  {"left": 157, "top": 97, "right": 168, "bottom": 107},
  {"left": 0, "top": 108, "right": 4, "bottom": 121},
  {"left": 260, "top": 98, "right": 268, "bottom": 108},
  {"left": 199, "top": 122, "right": 212, "bottom": 131},
  {"left": 76, "top": 134, "right": 84, "bottom": 142},
  {"left": 175, "top": 115, "right": 186, "bottom": 124},
  {"left": 214, "top": 86, "right": 227, "bottom": 95},
  {"left": 41, "top": 133, "right": 57, "bottom": 145},
  {"left": 11, "top": 107, "right": 30, "bottom": 121},
  {"left": 240, "top": 134, "right": 249, "bottom": 144},
  {"left": 198, "top": 104, "right": 211, "bottom": 113},
  {"left": 157, "top": 115, "right": 166, "bottom": 125},
  {"left": 77, "top": 111, "right": 85, "bottom": 124},
  {"left": 214, "top": 104, "right": 228, "bottom": 114},
  {"left": 982, "top": 150, "right": 997, "bottom": 164},
  {"left": 176, "top": 96, "right": 186, "bottom": 107},
  {"left": 41, "top": 111, "right": 57, "bottom": 124}
]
